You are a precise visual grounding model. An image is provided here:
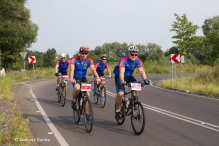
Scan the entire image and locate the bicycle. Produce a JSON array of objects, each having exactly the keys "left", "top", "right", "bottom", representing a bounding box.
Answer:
[
  {"left": 55, "top": 73, "right": 69, "bottom": 107},
  {"left": 115, "top": 81, "right": 148, "bottom": 135},
  {"left": 73, "top": 80, "right": 94, "bottom": 133},
  {"left": 93, "top": 76, "right": 111, "bottom": 108}
]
